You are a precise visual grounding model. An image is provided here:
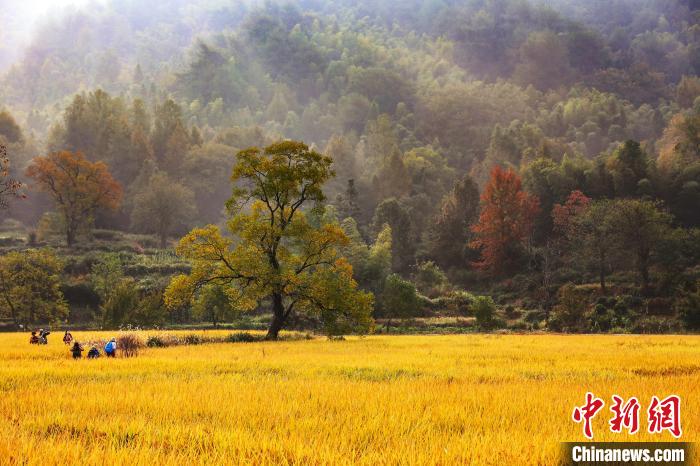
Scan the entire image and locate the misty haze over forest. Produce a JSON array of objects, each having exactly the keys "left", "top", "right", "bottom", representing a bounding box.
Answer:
[{"left": 1, "top": 0, "right": 700, "bottom": 333}]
